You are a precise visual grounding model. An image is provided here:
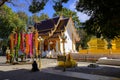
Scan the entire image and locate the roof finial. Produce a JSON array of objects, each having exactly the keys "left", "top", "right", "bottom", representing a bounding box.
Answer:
[
  {"left": 60, "top": 12, "right": 62, "bottom": 17},
  {"left": 60, "top": 8, "right": 63, "bottom": 17}
]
